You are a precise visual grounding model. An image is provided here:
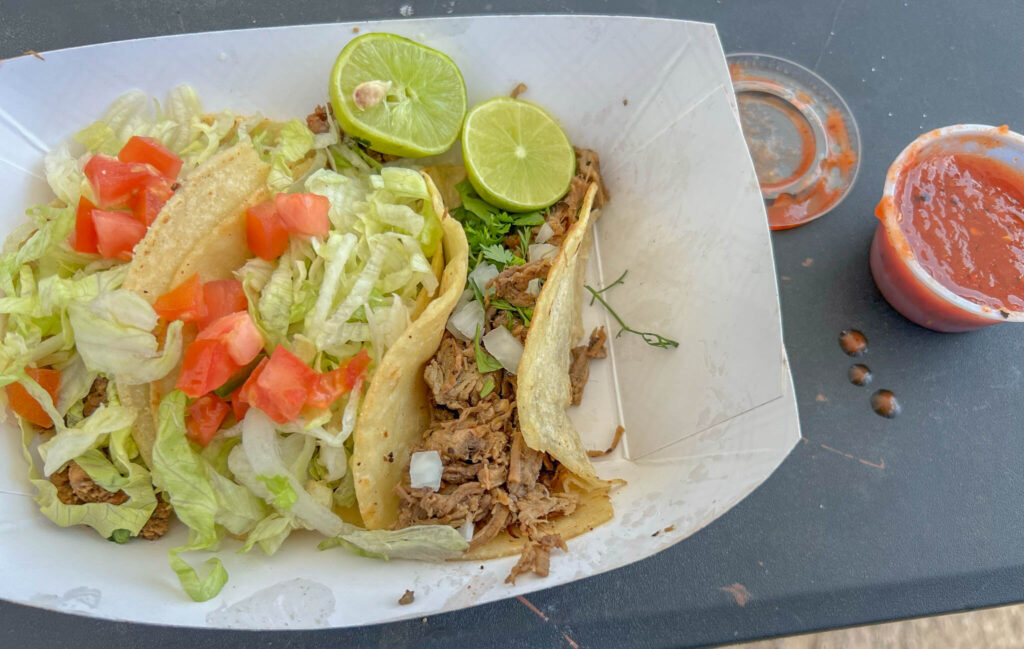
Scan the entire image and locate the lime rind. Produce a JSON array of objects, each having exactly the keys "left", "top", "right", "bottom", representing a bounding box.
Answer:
[
  {"left": 461, "top": 97, "right": 575, "bottom": 212},
  {"left": 330, "top": 33, "right": 468, "bottom": 158}
]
